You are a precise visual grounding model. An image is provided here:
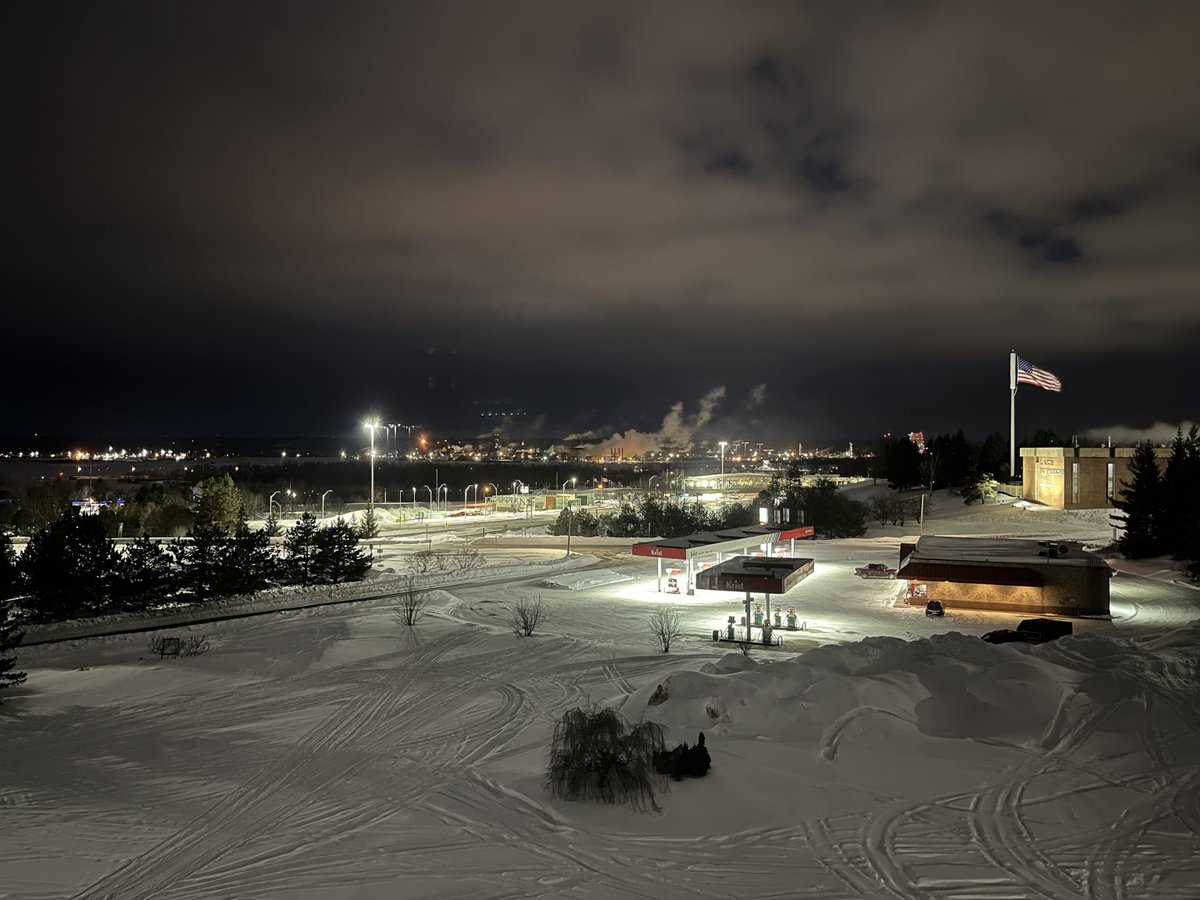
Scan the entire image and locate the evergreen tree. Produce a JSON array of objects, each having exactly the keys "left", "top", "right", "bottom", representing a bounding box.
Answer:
[
  {"left": 19, "top": 509, "right": 119, "bottom": 622},
  {"left": 0, "top": 530, "right": 19, "bottom": 603},
  {"left": 1162, "top": 426, "right": 1200, "bottom": 561},
  {"left": 1112, "top": 442, "right": 1163, "bottom": 558},
  {"left": 975, "top": 432, "right": 1010, "bottom": 482},
  {"left": 176, "top": 522, "right": 232, "bottom": 597},
  {"left": 284, "top": 513, "right": 321, "bottom": 586},
  {"left": 882, "top": 437, "right": 922, "bottom": 491},
  {"left": 315, "top": 518, "right": 372, "bottom": 583},
  {"left": 219, "top": 525, "right": 280, "bottom": 595},
  {"left": 356, "top": 507, "right": 381, "bottom": 540},
  {"left": 0, "top": 599, "right": 27, "bottom": 701},
  {"left": 927, "top": 431, "right": 973, "bottom": 488},
  {"left": 193, "top": 474, "right": 244, "bottom": 535},
  {"left": 112, "top": 535, "right": 178, "bottom": 611}
]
